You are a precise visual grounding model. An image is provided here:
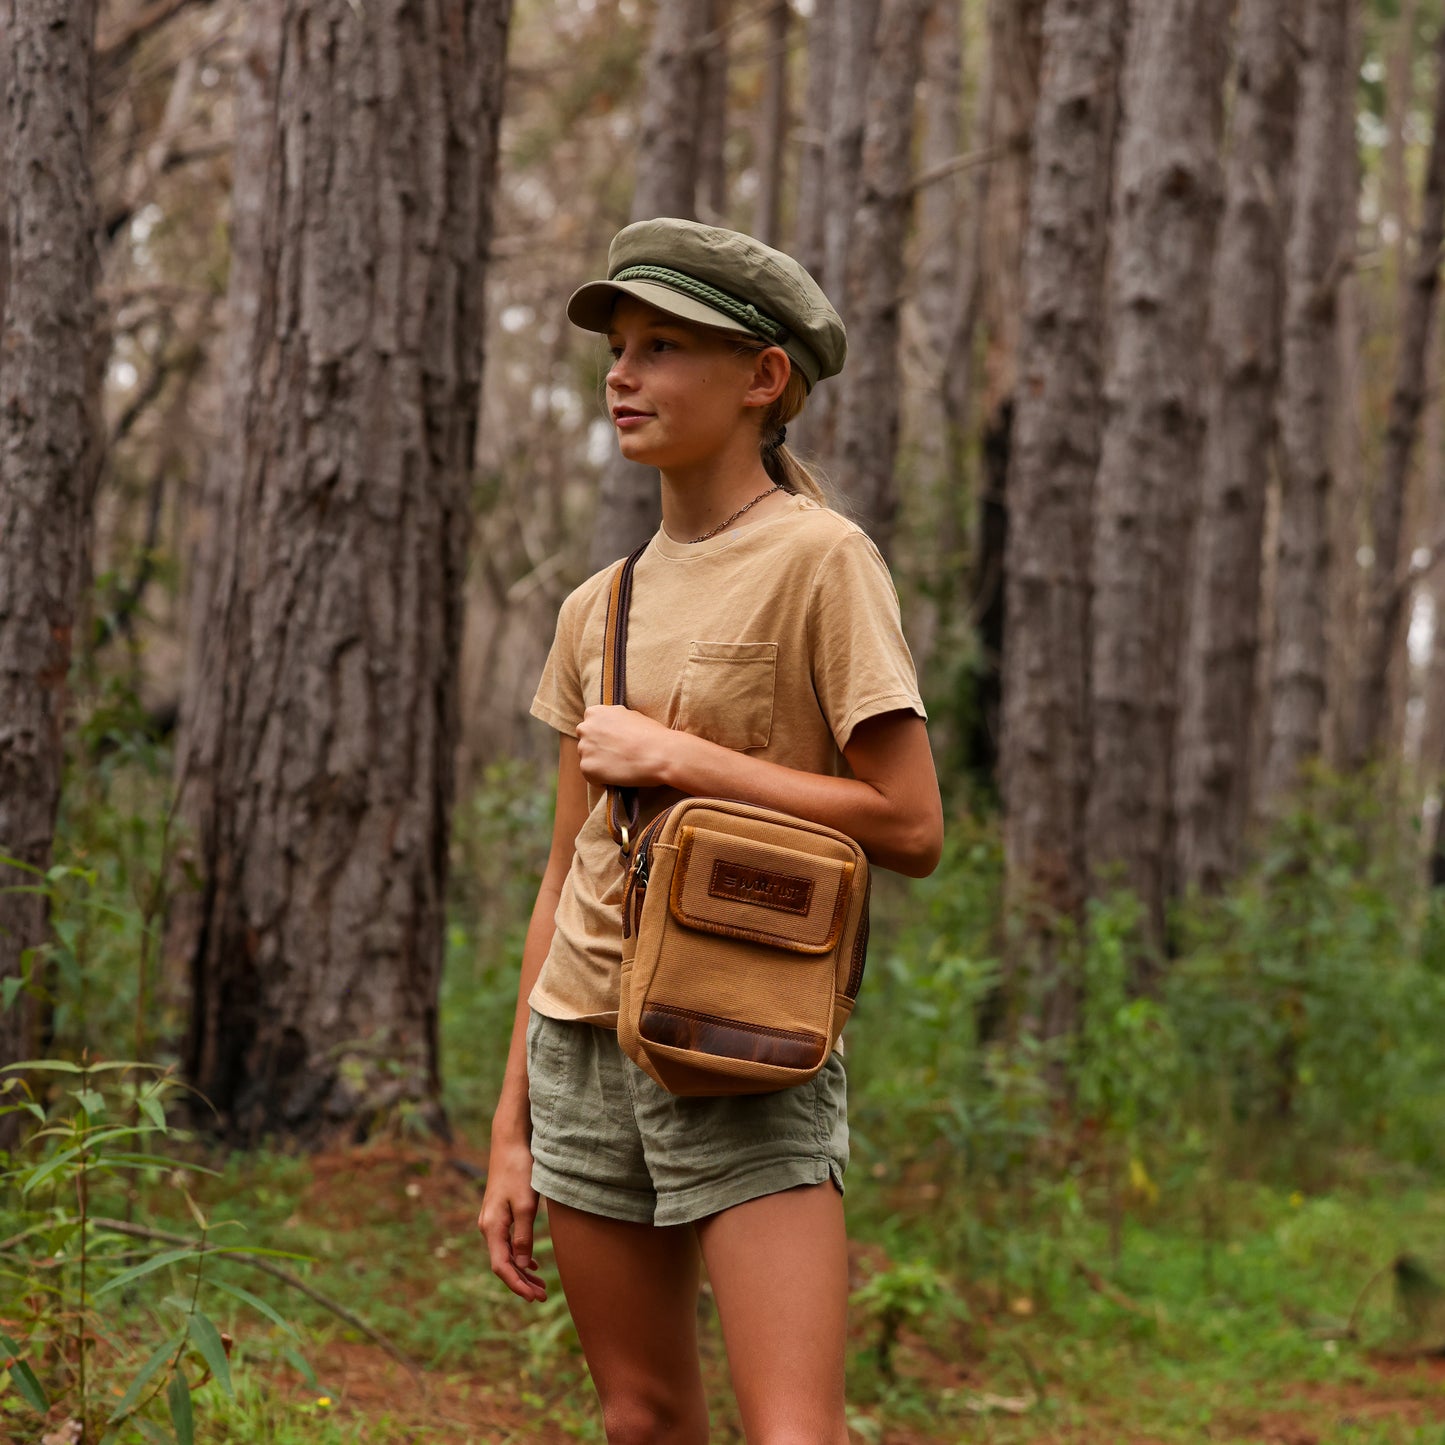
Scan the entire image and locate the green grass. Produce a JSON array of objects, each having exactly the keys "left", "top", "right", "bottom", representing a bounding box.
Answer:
[{"left": 9, "top": 1140, "right": 1437, "bottom": 1443}]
